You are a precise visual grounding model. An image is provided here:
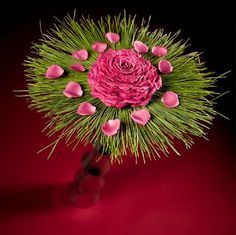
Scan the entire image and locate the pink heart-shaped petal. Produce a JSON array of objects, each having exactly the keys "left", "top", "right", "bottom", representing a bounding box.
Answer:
[
  {"left": 92, "top": 42, "right": 107, "bottom": 53},
  {"left": 105, "top": 32, "right": 120, "bottom": 43},
  {"left": 152, "top": 46, "right": 168, "bottom": 57},
  {"left": 161, "top": 91, "right": 179, "bottom": 108},
  {"left": 77, "top": 102, "right": 96, "bottom": 116},
  {"left": 72, "top": 49, "right": 88, "bottom": 61},
  {"left": 69, "top": 63, "right": 85, "bottom": 72},
  {"left": 130, "top": 109, "right": 151, "bottom": 126},
  {"left": 101, "top": 119, "right": 120, "bottom": 136},
  {"left": 63, "top": 81, "right": 83, "bottom": 98},
  {"left": 133, "top": 41, "right": 148, "bottom": 54},
  {"left": 45, "top": 65, "right": 64, "bottom": 79},
  {"left": 158, "top": 59, "right": 173, "bottom": 73}
]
